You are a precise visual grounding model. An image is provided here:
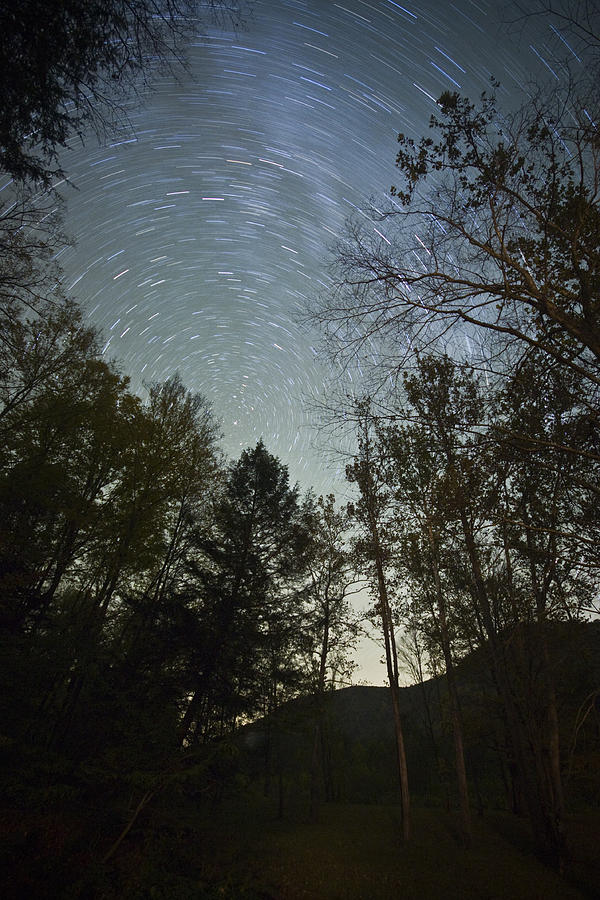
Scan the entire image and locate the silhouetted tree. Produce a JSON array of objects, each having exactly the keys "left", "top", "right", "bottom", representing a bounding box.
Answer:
[
  {"left": 302, "top": 493, "right": 358, "bottom": 816},
  {"left": 378, "top": 414, "right": 473, "bottom": 847},
  {"left": 347, "top": 408, "right": 410, "bottom": 841},
  {"left": 399, "top": 355, "right": 577, "bottom": 869},
  {"left": 0, "top": 0, "right": 248, "bottom": 186},
  {"left": 311, "top": 22, "right": 599, "bottom": 392},
  {"left": 178, "top": 441, "right": 312, "bottom": 746}
]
